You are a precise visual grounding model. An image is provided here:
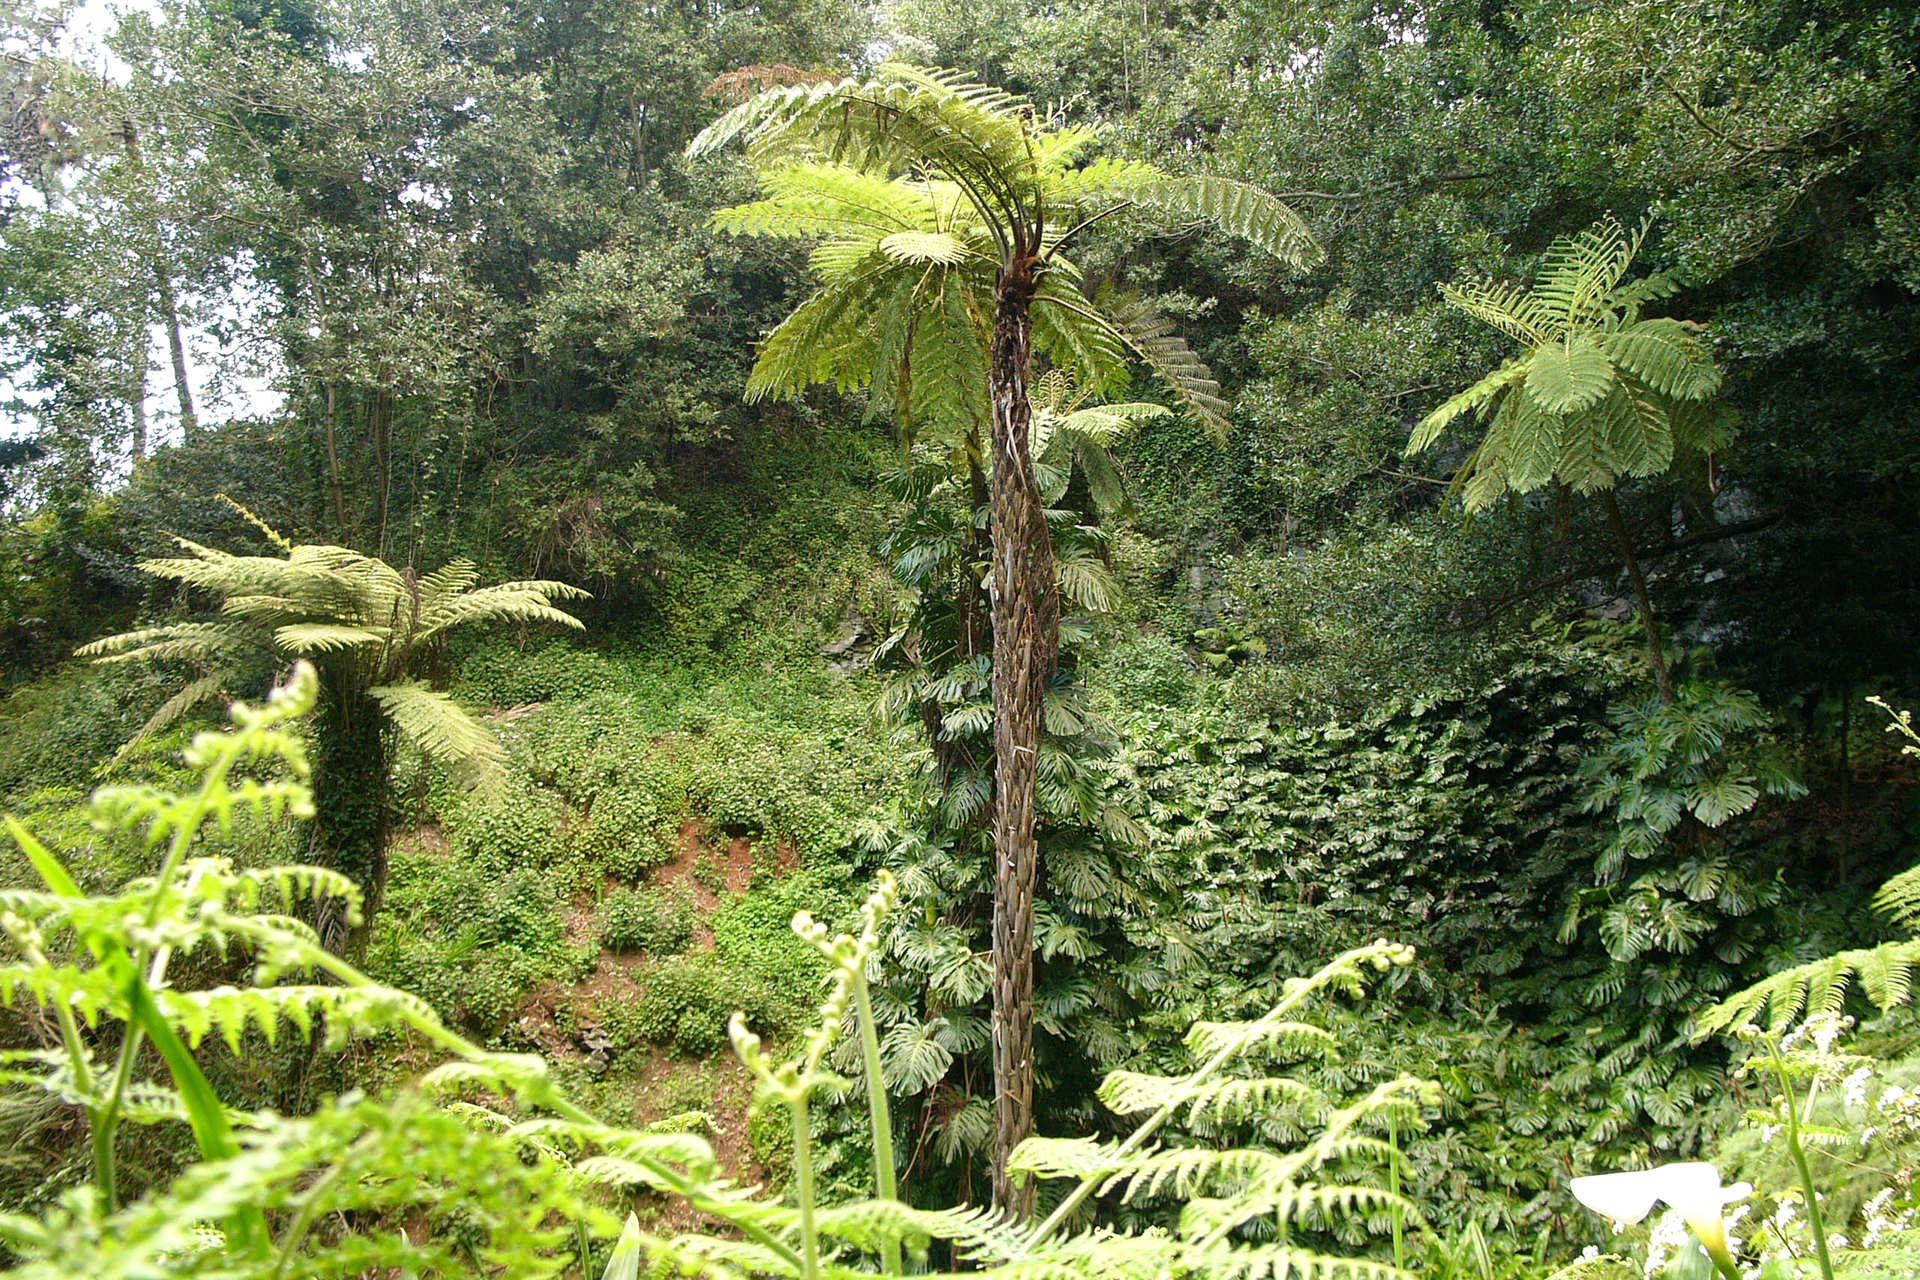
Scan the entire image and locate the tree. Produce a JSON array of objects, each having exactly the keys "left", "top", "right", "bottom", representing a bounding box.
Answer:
[
  {"left": 690, "top": 63, "right": 1319, "bottom": 1215},
  {"left": 1411, "top": 217, "right": 1733, "bottom": 703},
  {"left": 78, "top": 507, "right": 586, "bottom": 952}
]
